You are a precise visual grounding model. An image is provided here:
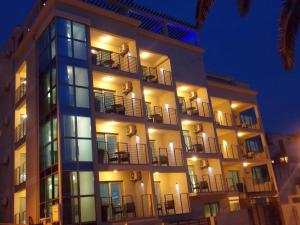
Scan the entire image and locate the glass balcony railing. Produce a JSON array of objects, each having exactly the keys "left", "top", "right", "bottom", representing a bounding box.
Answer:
[
  {"left": 91, "top": 47, "right": 138, "bottom": 74},
  {"left": 156, "top": 193, "right": 191, "bottom": 216},
  {"left": 141, "top": 66, "right": 172, "bottom": 86},
  {"left": 94, "top": 92, "right": 143, "bottom": 117},
  {"left": 15, "top": 82, "right": 27, "bottom": 104},
  {"left": 151, "top": 147, "right": 183, "bottom": 167},
  {"left": 214, "top": 112, "right": 233, "bottom": 127},
  {"left": 190, "top": 174, "right": 225, "bottom": 193},
  {"left": 146, "top": 104, "right": 177, "bottom": 125},
  {"left": 219, "top": 144, "right": 240, "bottom": 159},
  {"left": 15, "top": 163, "right": 26, "bottom": 185},
  {"left": 100, "top": 194, "right": 153, "bottom": 222},
  {"left": 15, "top": 120, "right": 27, "bottom": 143},
  {"left": 185, "top": 137, "right": 218, "bottom": 154},
  {"left": 97, "top": 141, "right": 148, "bottom": 165},
  {"left": 178, "top": 97, "right": 211, "bottom": 118}
]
